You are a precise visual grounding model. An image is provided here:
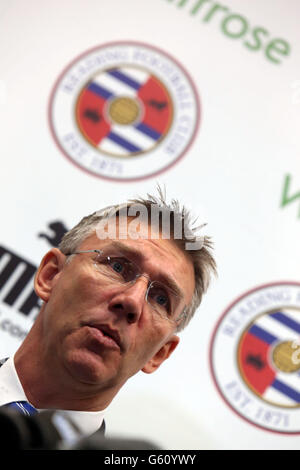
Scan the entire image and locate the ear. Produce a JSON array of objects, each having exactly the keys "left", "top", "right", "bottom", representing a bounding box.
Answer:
[
  {"left": 141, "top": 335, "right": 180, "bottom": 374},
  {"left": 34, "top": 248, "right": 66, "bottom": 303}
]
